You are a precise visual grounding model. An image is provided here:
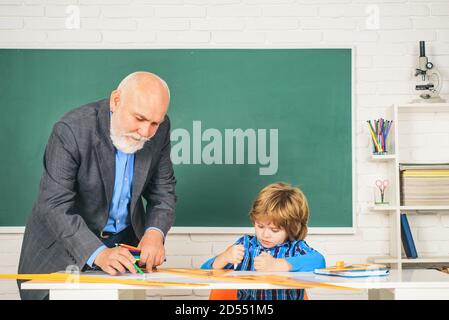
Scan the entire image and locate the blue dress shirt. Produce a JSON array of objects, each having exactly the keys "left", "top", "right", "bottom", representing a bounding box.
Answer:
[{"left": 86, "top": 149, "right": 164, "bottom": 267}]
